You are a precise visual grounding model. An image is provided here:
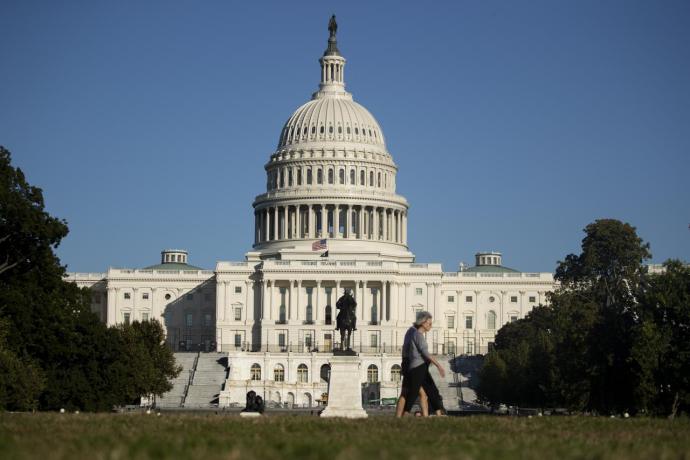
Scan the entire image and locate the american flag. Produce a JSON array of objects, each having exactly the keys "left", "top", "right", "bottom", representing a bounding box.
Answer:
[{"left": 312, "top": 239, "right": 327, "bottom": 251}]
